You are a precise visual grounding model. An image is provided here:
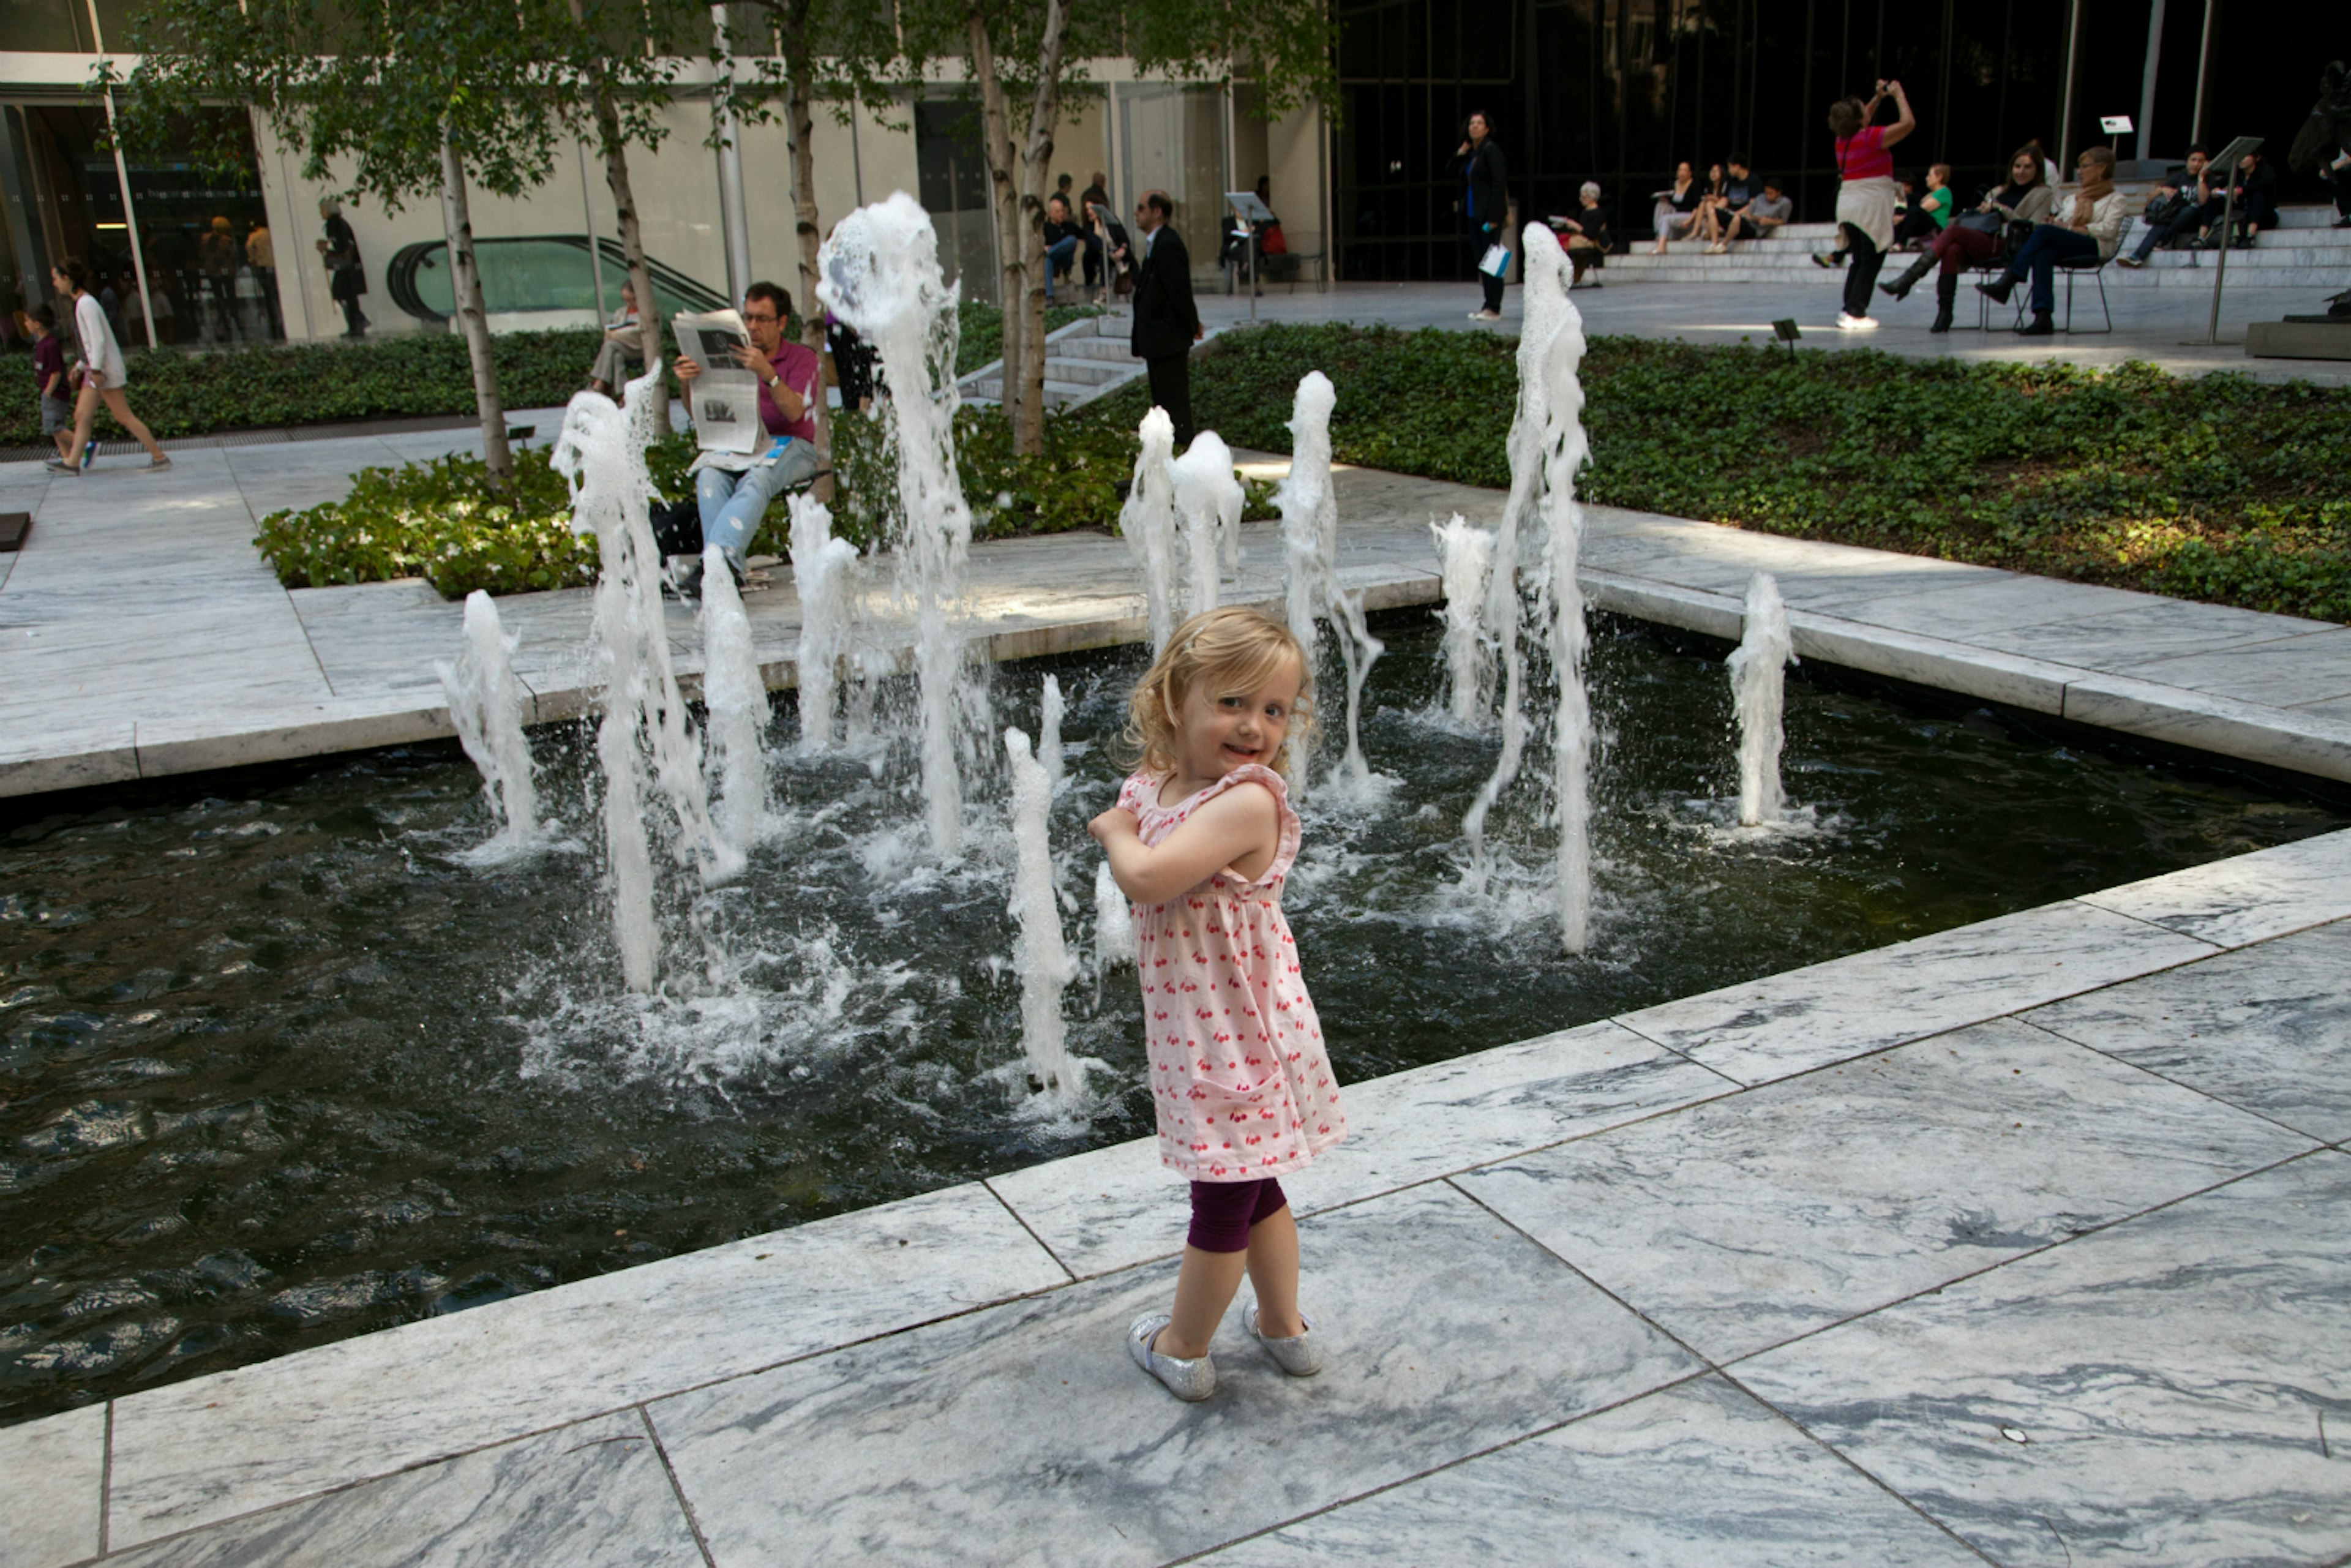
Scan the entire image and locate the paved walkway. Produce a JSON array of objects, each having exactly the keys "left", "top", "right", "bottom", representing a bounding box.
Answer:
[
  {"left": 6, "top": 829, "right": 2346, "bottom": 1566},
  {"left": 3, "top": 419, "right": 2349, "bottom": 799}
]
